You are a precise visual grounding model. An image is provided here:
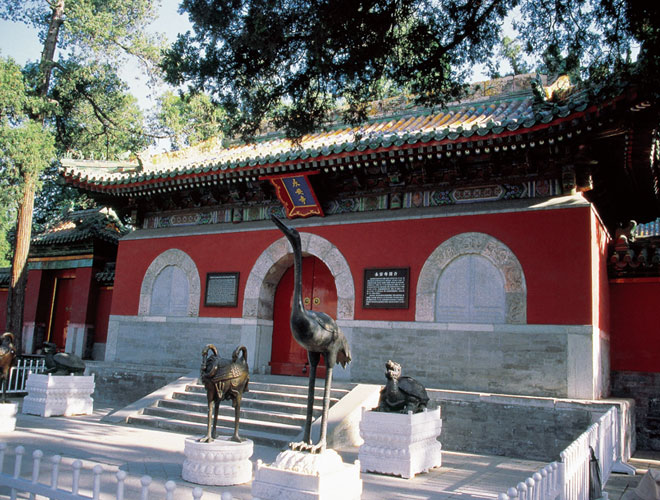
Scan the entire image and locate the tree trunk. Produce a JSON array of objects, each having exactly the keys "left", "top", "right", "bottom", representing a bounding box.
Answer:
[
  {"left": 5, "top": 0, "right": 65, "bottom": 353},
  {"left": 38, "top": 0, "right": 65, "bottom": 97},
  {"left": 6, "top": 177, "right": 36, "bottom": 353}
]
